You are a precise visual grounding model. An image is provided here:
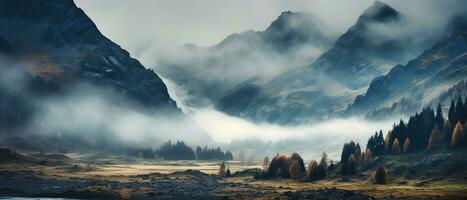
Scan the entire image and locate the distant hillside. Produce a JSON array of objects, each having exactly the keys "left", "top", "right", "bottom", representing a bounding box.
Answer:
[
  {"left": 346, "top": 16, "right": 467, "bottom": 119},
  {"left": 216, "top": 1, "right": 436, "bottom": 124}
]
